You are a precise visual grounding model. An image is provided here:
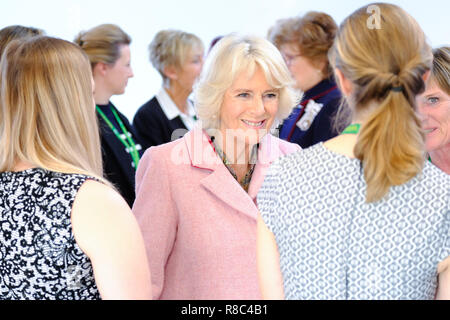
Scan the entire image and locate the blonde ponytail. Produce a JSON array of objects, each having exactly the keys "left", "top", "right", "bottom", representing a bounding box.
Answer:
[
  {"left": 330, "top": 3, "right": 433, "bottom": 202},
  {"left": 354, "top": 90, "right": 425, "bottom": 202}
]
